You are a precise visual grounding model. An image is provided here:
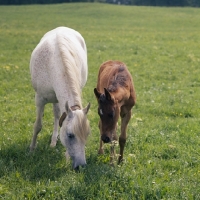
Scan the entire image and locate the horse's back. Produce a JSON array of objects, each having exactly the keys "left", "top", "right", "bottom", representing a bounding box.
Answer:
[
  {"left": 41, "top": 27, "right": 87, "bottom": 52},
  {"left": 30, "top": 27, "right": 88, "bottom": 98}
]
